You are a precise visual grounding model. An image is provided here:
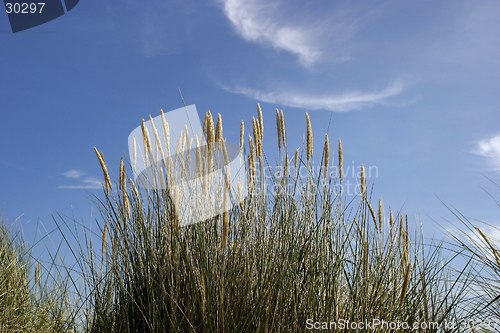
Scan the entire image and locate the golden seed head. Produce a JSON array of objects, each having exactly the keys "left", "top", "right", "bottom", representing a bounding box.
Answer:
[
  {"left": 206, "top": 111, "right": 215, "bottom": 146},
  {"left": 248, "top": 136, "right": 255, "bottom": 183},
  {"left": 367, "top": 200, "right": 377, "bottom": 231},
  {"left": 257, "top": 103, "right": 264, "bottom": 138},
  {"left": 123, "top": 193, "right": 130, "bottom": 221},
  {"left": 142, "top": 119, "right": 154, "bottom": 165},
  {"left": 338, "top": 139, "right": 343, "bottom": 181},
  {"left": 240, "top": 120, "right": 244, "bottom": 153},
  {"left": 203, "top": 112, "right": 208, "bottom": 138},
  {"left": 252, "top": 116, "right": 262, "bottom": 159},
  {"left": 161, "top": 111, "right": 171, "bottom": 157},
  {"left": 280, "top": 110, "right": 286, "bottom": 147},
  {"left": 101, "top": 220, "right": 108, "bottom": 257},
  {"left": 94, "top": 147, "right": 112, "bottom": 194},
  {"left": 378, "top": 199, "right": 383, "bottom": 231},
  {"left": 249, "top": 136, "right": 255, "bottom": 159},
  {"left": 119, "top": 158, "right": 125, "bottom": 190},
  {"left": 306, "top": 113, "right": 313, "bottom": 164},
  {"left": 130, "top": 179, "right": 139, "bottom": 201},
  {"left": 400, "top": 261, "right": 411, "bottom": 306},
  {"left": 476, "top": 227, "right": 500, "bottom": 269},
  {"left": 149, "top": 115, "right": 166, "bottom": 163},
  {"left": 476, "top": 227, "right": 494, "bottom": 249},
  {"left": 276, "top": 109, "right": 282, "bottom": 150},
  {"left": 294, "top": 148, "right": 299, "bottom": 176},
  {"left": 215, "top": 113, "right": 223, "bottom": 142},
  {"left": 406, "top": 215, "right": 409, "bottom": 243},
  {"left": 141, "top": 119, "right": 149, "bottom": 166},
  {"left": 399, "top": 215, "right": 404, "bottom": 245},
  {"left": 252, "top": 117, "right": 258, "bottom": 142}
]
